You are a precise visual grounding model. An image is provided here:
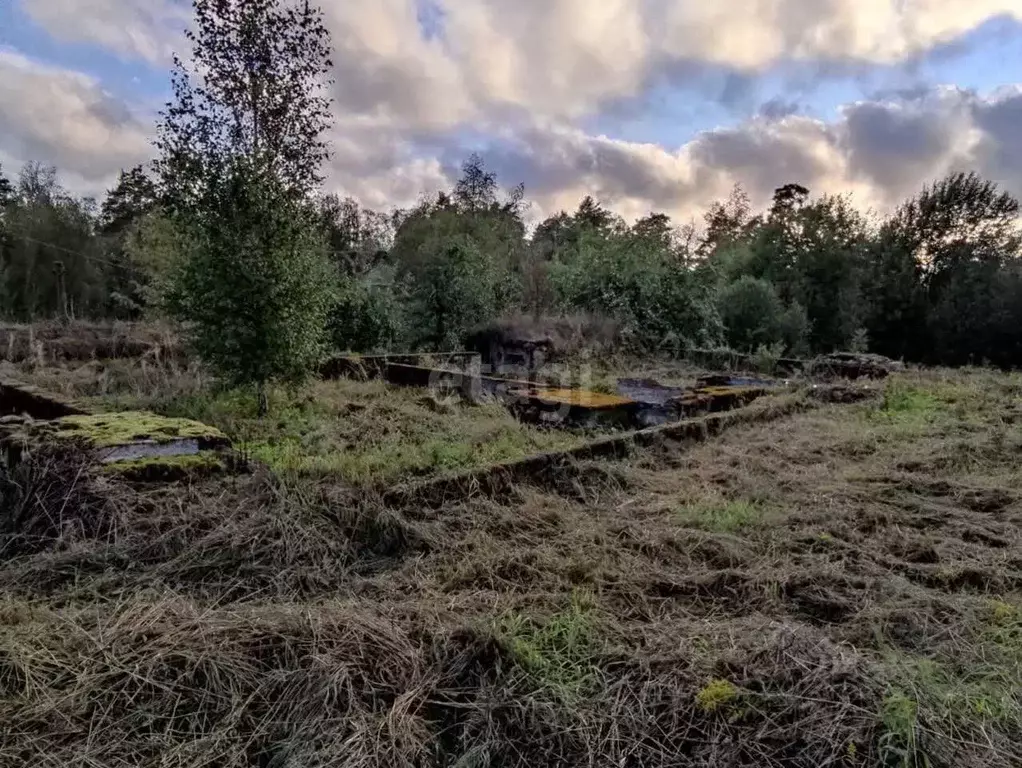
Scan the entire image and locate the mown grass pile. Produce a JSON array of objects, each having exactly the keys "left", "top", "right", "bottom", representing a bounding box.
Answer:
[{"left": 1, "top": 367, "right": 1021, "bottom": 766}]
